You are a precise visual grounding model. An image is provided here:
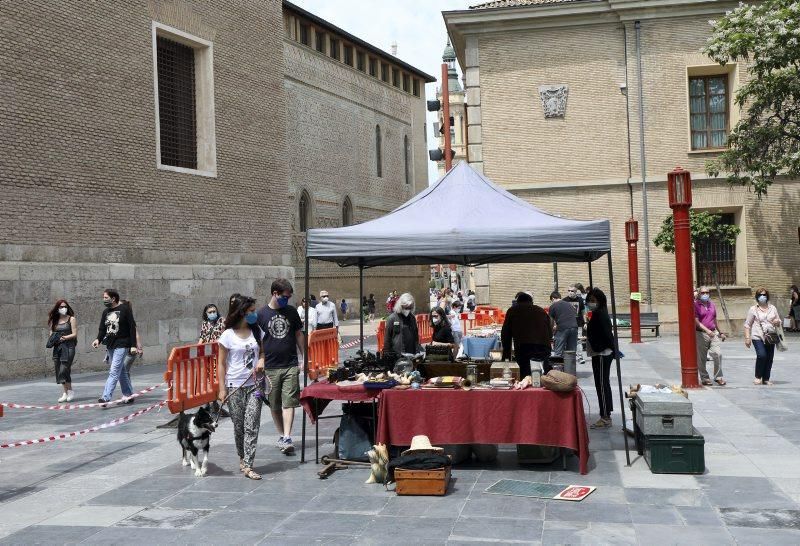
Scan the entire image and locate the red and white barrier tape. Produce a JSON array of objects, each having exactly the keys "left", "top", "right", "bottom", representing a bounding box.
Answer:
[
  {"left": 0, "top": 400, "right": 166, "bottom": 449},
  {"left": 0, "top": 383, "right": 165, "bottom": 411},
  {"left": 340, "top": 335, "right": 375, "bottom": 350}
]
